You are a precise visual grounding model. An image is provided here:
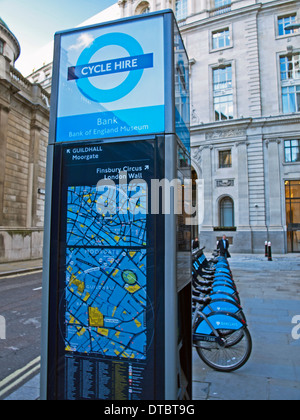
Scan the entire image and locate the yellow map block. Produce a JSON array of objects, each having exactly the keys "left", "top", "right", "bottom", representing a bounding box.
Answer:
[
  {"left": 89, "top": 307, "right": 104, "bottom": 327},
  {"left": 134, "top": 319, "right": 142, "bottom": 328},
  {"left": 83, "top": 293, "right": 90, "bottom": 302},
  {"left": 69, "top": 274, "right": 85, "bottom": 294},
  {"left": 98, "top": 328, "right": 109, "bottom": 336},
  {"left": 125, "top": 284, "right": 141, "bottom": 294},
  {"left": 77, "top": 327, "right": 86, "bottom": 337},
  {"left": 129, "top": 251, "right": 136, "bottom": 258}
]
